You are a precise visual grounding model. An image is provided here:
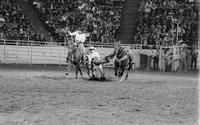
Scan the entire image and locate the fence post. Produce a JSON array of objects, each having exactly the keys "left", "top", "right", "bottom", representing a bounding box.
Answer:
[
  {"left": 176, "top": 22, "right": 179, "bottom": 44},
  {"left": 27, "top": 36, "right": 30, "bottom": 65},
  {"left": 16, "top": 40, "right": 18, "bottom": 64},
  {"left": 64, "top": 36, "right": 66, "bottom": 48},
  {"left": 3, "top": 39, "right": 6, "bottom": 63},
  {"left": 44, "top": 43, "right": 46, "bottom": 67},
  {"left": 50, "top": 36, "right": 52, "bottom": 55},
  {"left": 59, "top": 42, "right": 61, "bottom": 67},
  {"left": 159, "top": 46, "right": 162, "bottom": 71},
  {"left": 30, "top": 40, "right": 32, "bottom": 65}
]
